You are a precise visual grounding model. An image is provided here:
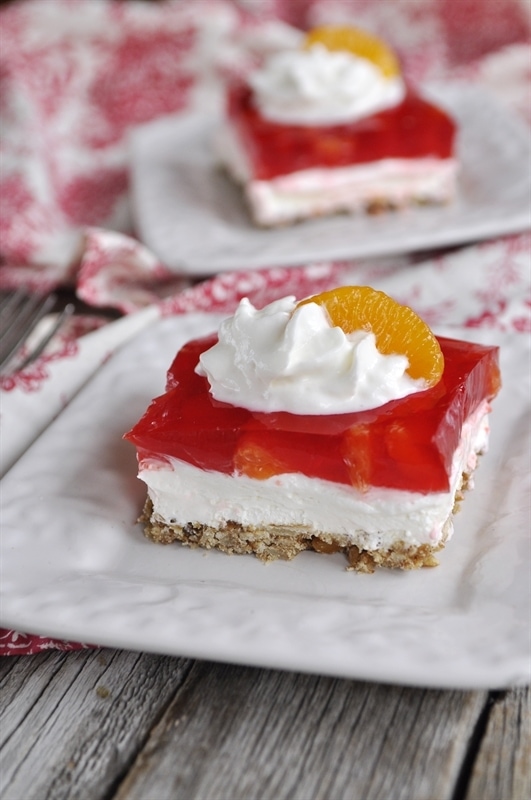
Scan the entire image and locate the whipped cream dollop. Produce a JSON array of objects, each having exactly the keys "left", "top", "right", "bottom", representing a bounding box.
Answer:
[
  {"left": 196, "top": 296, "right": 427, "bottom": 415},
  {"left": 249, "top": 44, "right": 405, "bottom": 125}
]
